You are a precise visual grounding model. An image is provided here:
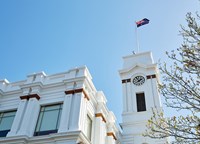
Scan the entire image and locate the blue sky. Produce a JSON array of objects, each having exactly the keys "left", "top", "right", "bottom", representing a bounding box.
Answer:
[{"left": 0, "top": 0, "right": 199, "bottom": 123}]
